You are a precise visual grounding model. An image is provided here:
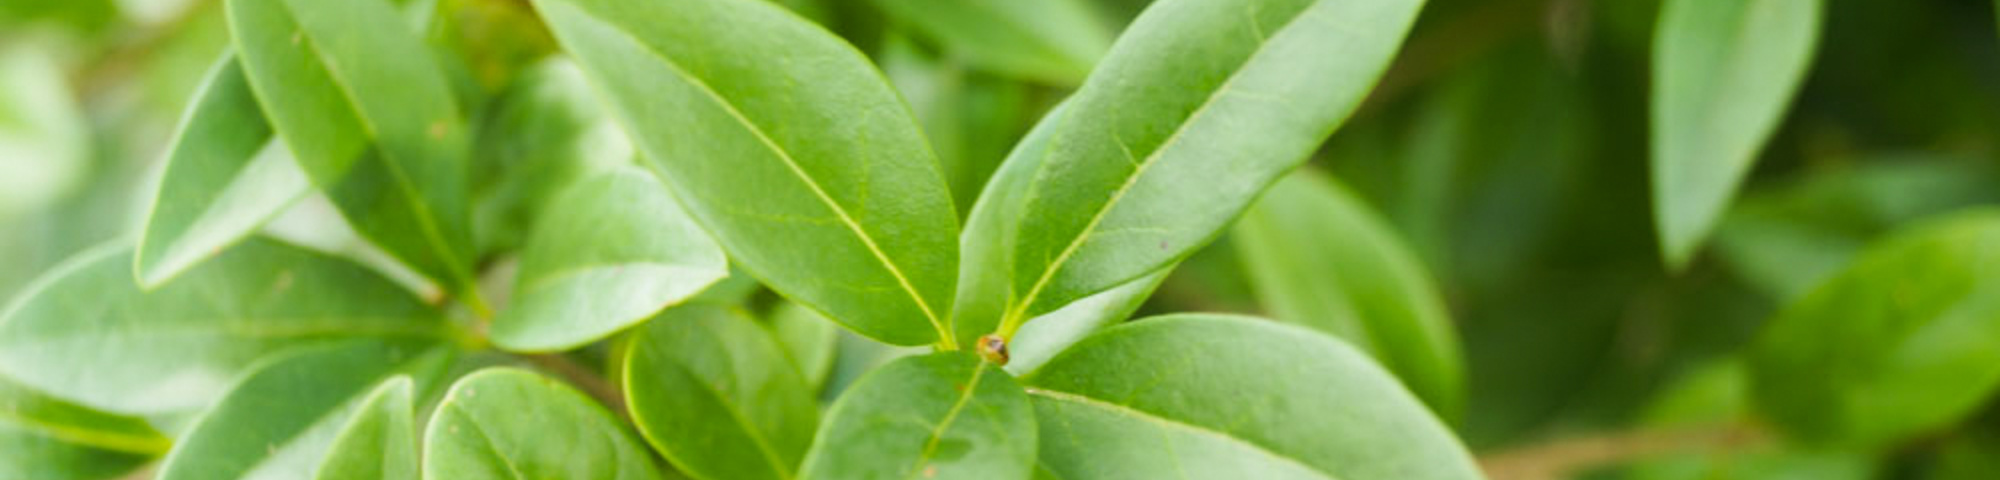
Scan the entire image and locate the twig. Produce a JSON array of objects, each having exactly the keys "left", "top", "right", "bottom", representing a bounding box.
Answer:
[{"left": 1477, "top": 422, "right": 1771, "bottom": 480}]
